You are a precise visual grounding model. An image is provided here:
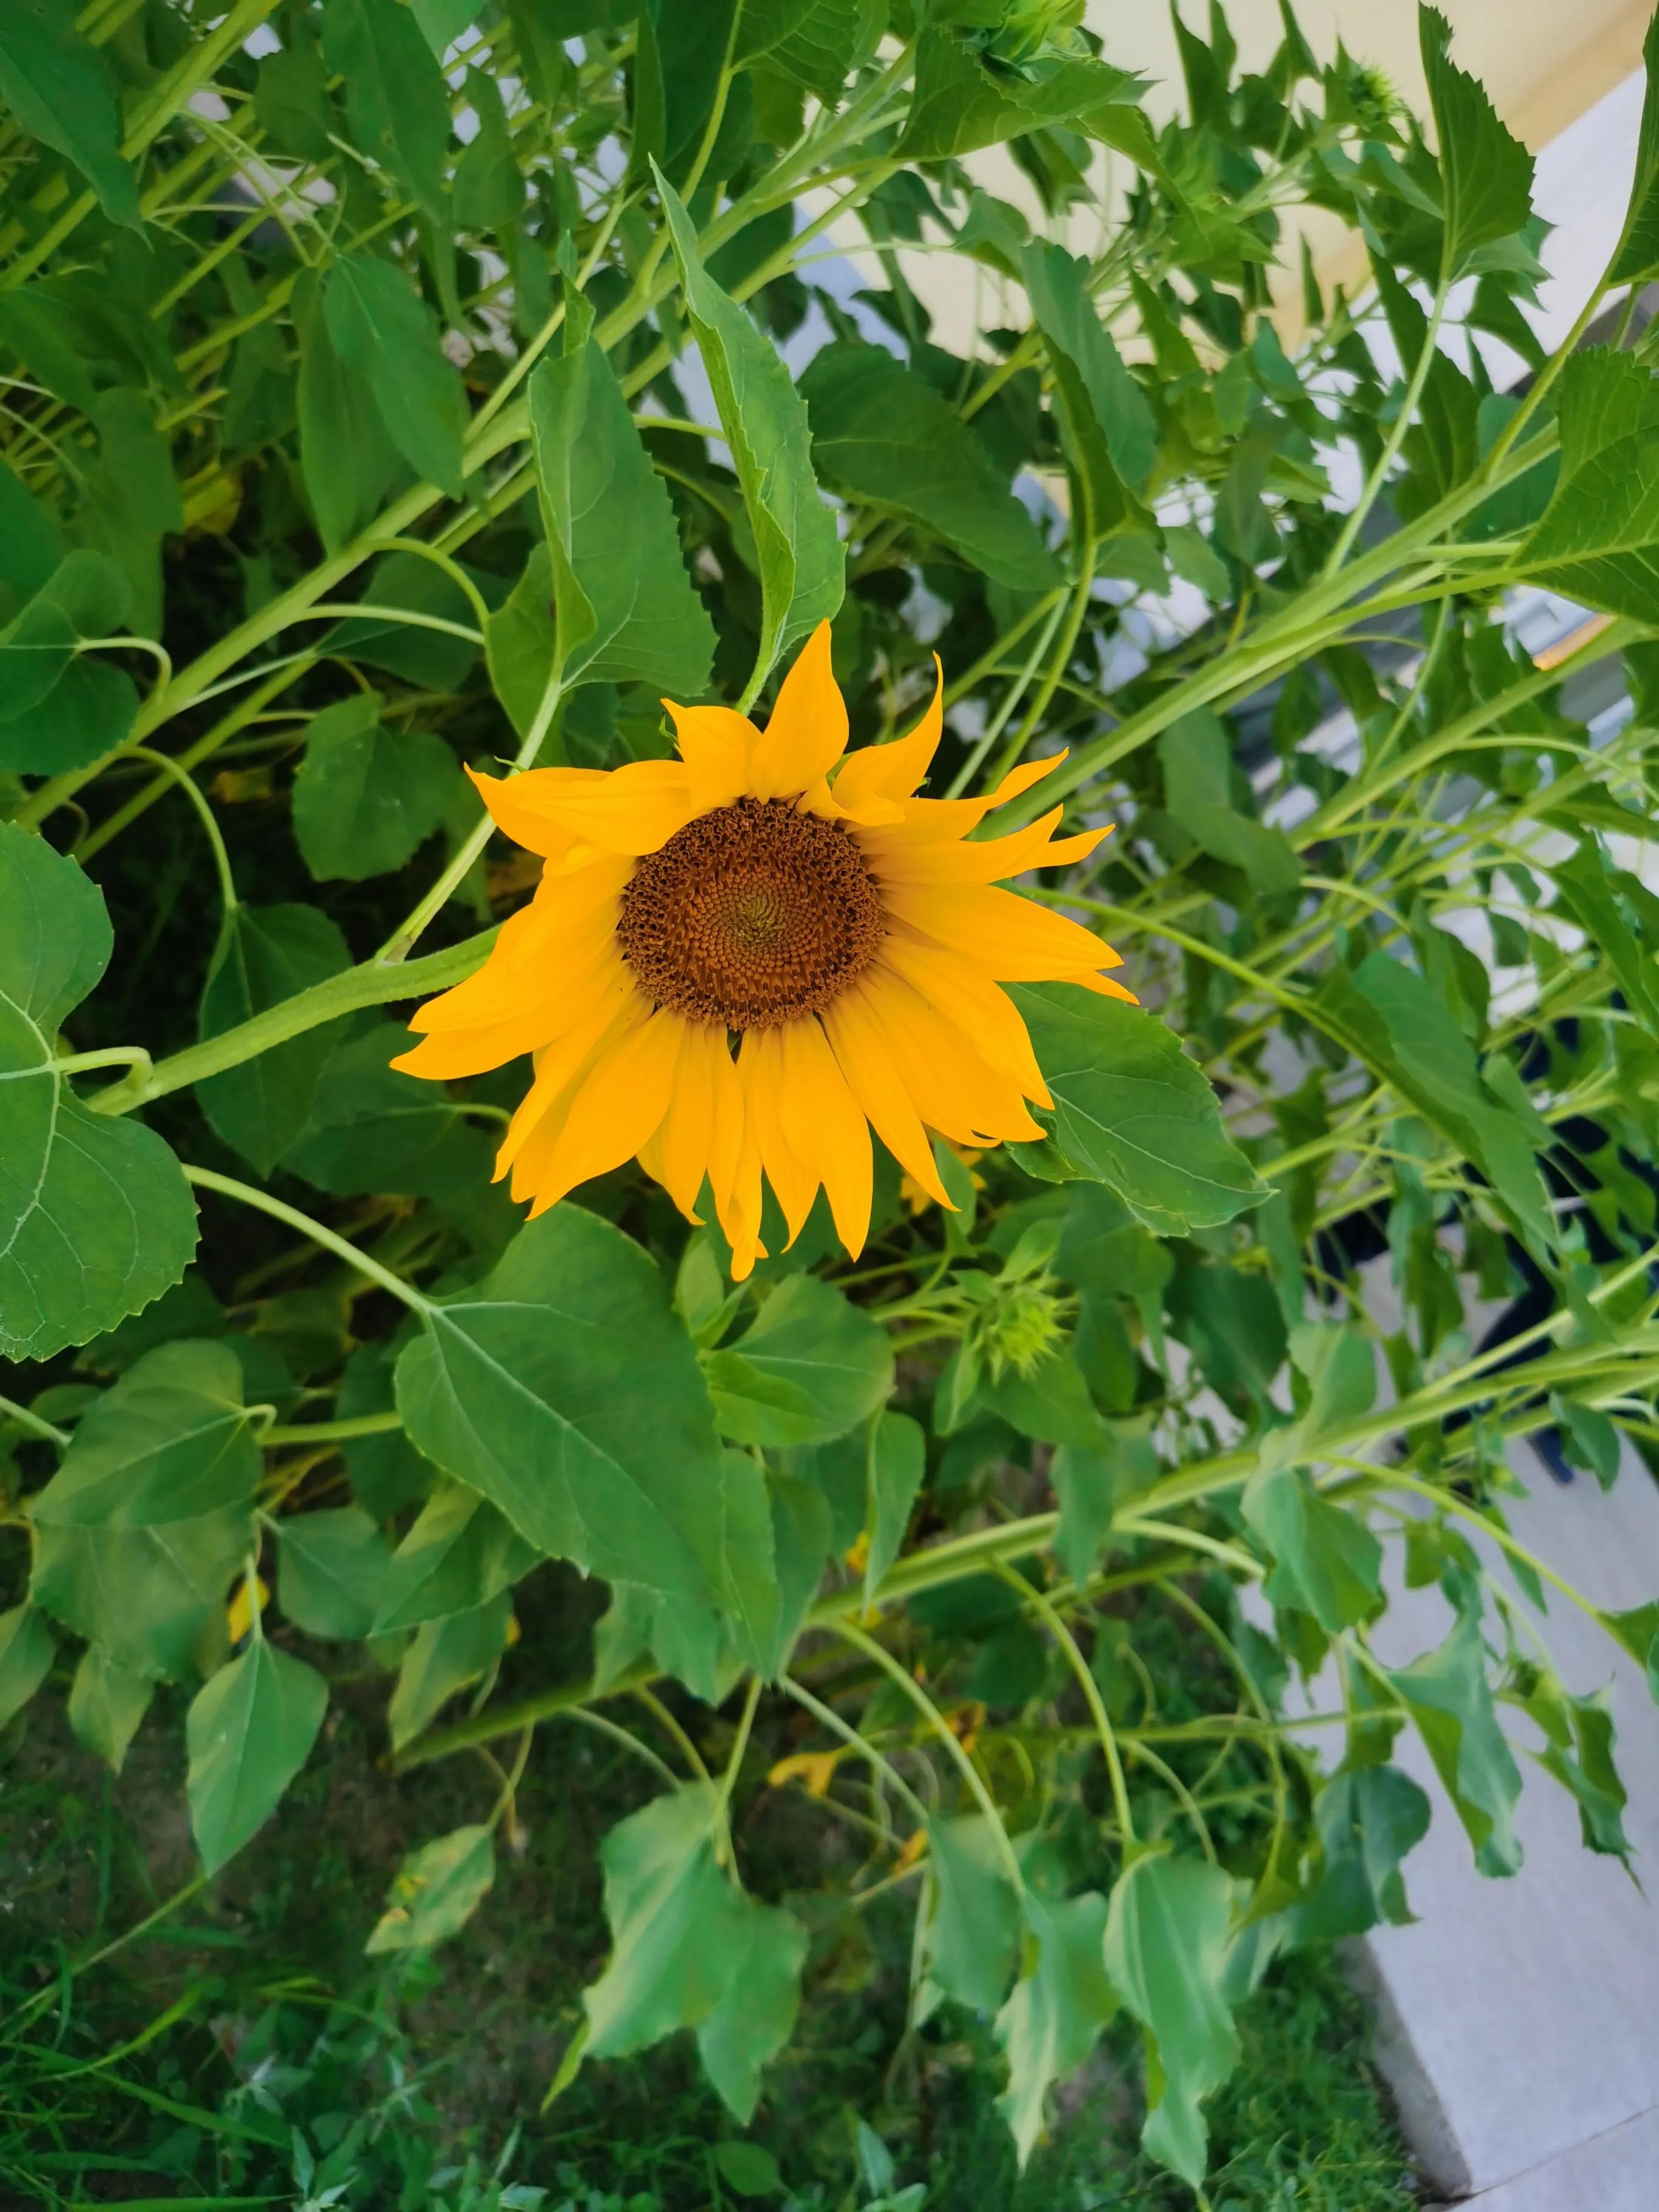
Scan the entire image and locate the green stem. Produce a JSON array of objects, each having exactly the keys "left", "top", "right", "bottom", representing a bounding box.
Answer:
[
  {"left": 126, "top": 748, "right": 238, "bottom": 915},
  {"left": 181, "top": 1166, "right": 429, "bottom": 1312}
]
